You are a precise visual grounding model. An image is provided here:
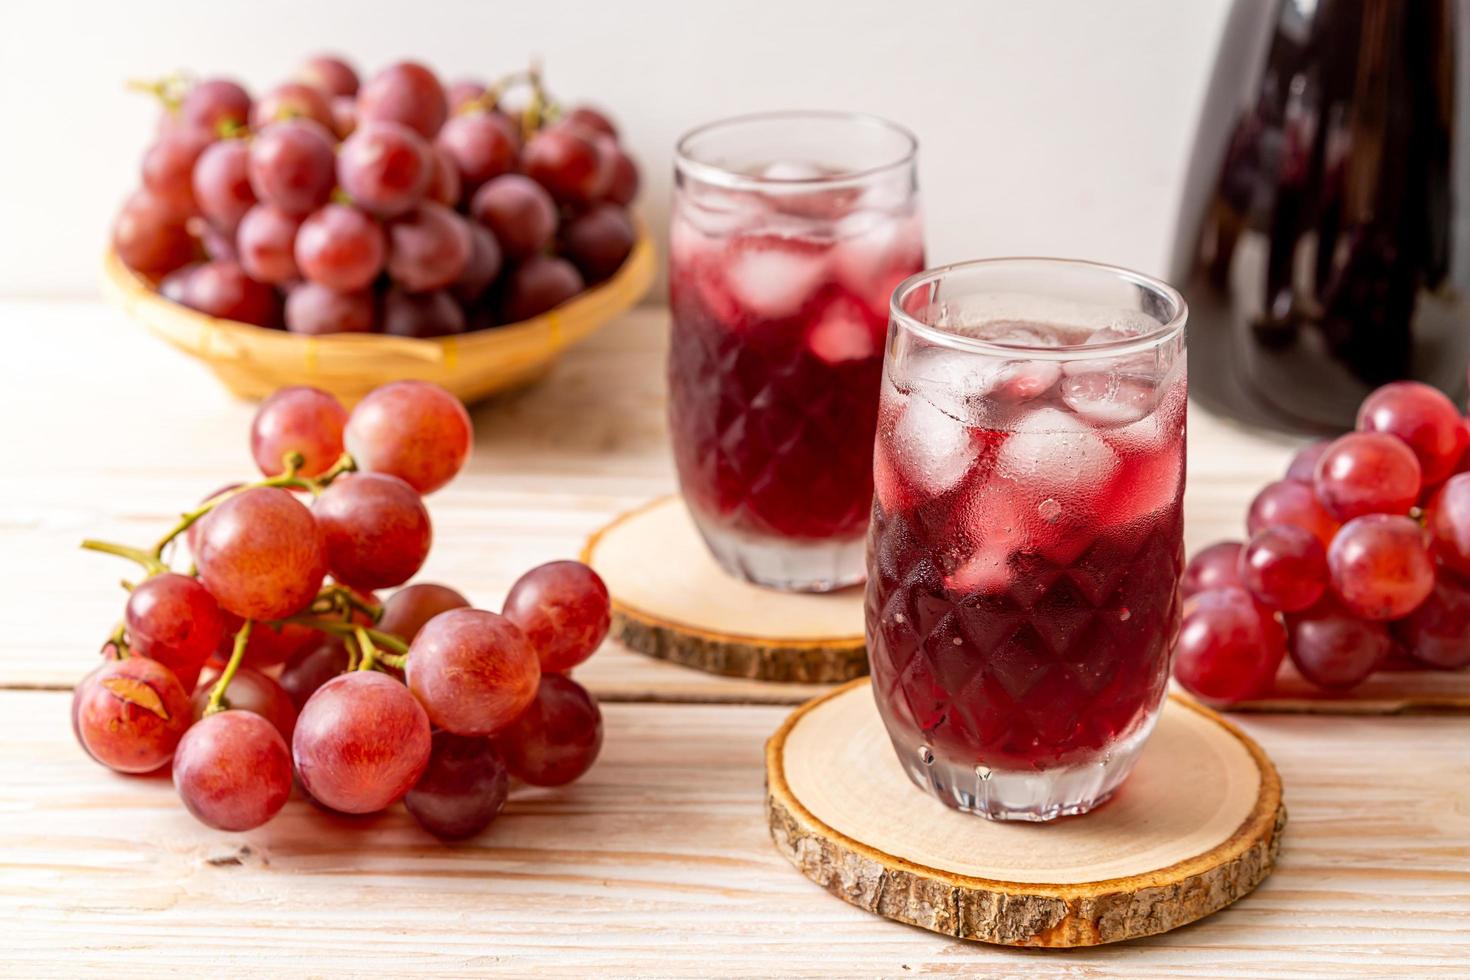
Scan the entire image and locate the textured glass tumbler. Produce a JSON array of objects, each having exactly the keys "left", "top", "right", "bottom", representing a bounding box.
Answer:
[
  {"left": 866, "top": 258, "right": 1188, "bottom": 820},
  {"left": 668, "top": 111, "right": 923, "bottom": 591}
]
